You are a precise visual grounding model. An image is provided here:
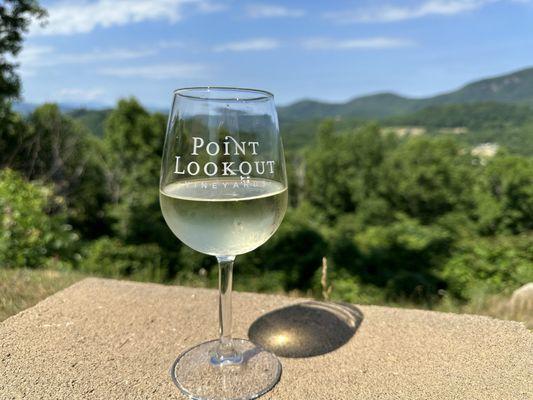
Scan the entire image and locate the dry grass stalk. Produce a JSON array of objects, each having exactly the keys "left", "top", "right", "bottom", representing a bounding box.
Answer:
[{"left": 321, "top": 257, "right": 333, "bottom": 301}]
